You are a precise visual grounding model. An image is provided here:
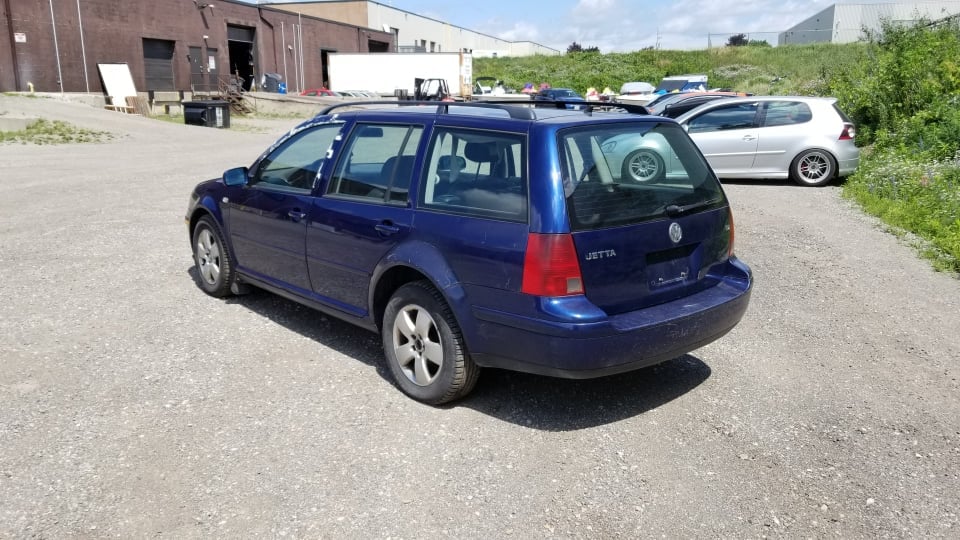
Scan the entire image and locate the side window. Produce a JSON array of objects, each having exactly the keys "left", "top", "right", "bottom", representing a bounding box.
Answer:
[
  {"left": 251, "top": 123, "right": 342, "bottom": 191},
  {"left": 327, "top": 123, "right": 423, "bottom": 203},
  {"left": 763, "top": 101, "right": 813, "bottom": 127},
  {"left": 687, "top": 103, "right": 759, "bottom": 134},
  {"left": 419, "top": 127, "right": 527, "bottom": 222}
]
